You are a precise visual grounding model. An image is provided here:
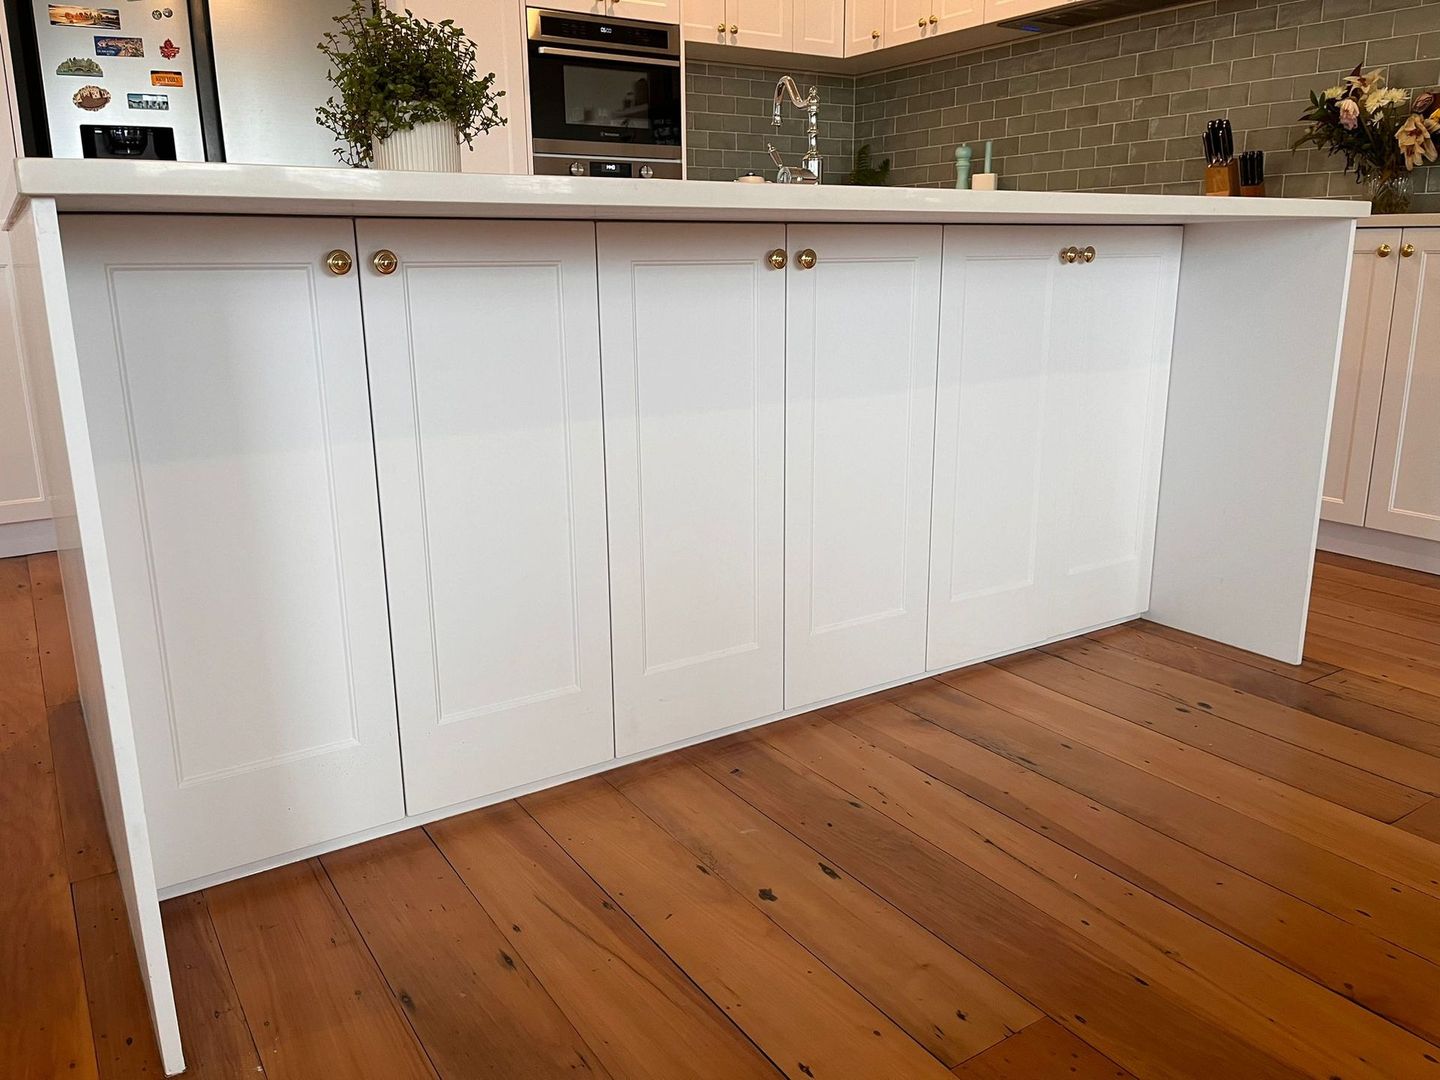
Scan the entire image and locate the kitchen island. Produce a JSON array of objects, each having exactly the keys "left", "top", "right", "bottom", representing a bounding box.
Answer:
[{"left": 5, "top": 158, "right": 1365, "bottom": 1075}]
